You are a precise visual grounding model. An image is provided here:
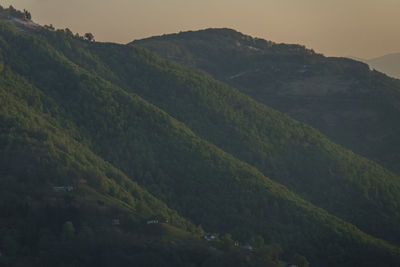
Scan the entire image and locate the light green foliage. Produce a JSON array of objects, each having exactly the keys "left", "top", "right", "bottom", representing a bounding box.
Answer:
[
  {"left": 106, "top": 31, "right": 400, "bottom": 246},
  {"left": 62, "top": 221, "right": 75, "bottom": 240},
  {"left": 0, "top": 6, "right": 400, "bottom": 267}
]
